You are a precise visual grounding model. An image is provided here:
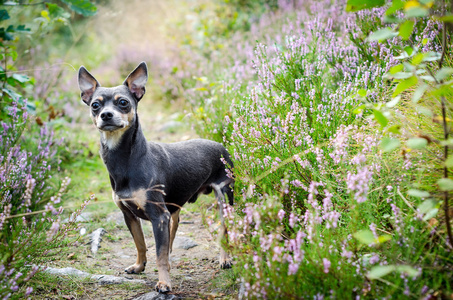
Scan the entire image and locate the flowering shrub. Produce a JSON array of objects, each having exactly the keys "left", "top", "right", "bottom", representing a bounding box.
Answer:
[
  {"left": 183, "top": 0, "right": 452, "bottom": 298},
  {"left": 221, "top": 121, "right": 450, "bottom": 297},
  {"left": 0, "top": 102, "right": 89, "bottom": 299}
]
